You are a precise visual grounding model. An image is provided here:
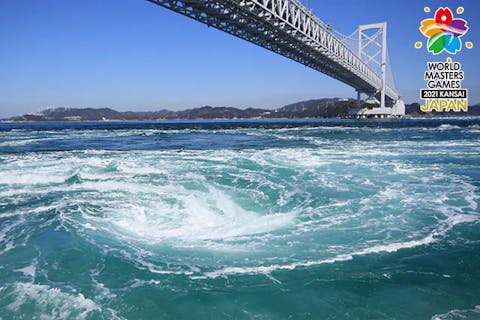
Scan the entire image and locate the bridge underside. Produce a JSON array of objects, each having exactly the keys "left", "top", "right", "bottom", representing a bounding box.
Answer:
[
  {"left": 148, "top": 0, "right": 398, "bottom": 99},
  {"left": 147, "top": 0, "right": 403, "bottom": 116}
]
